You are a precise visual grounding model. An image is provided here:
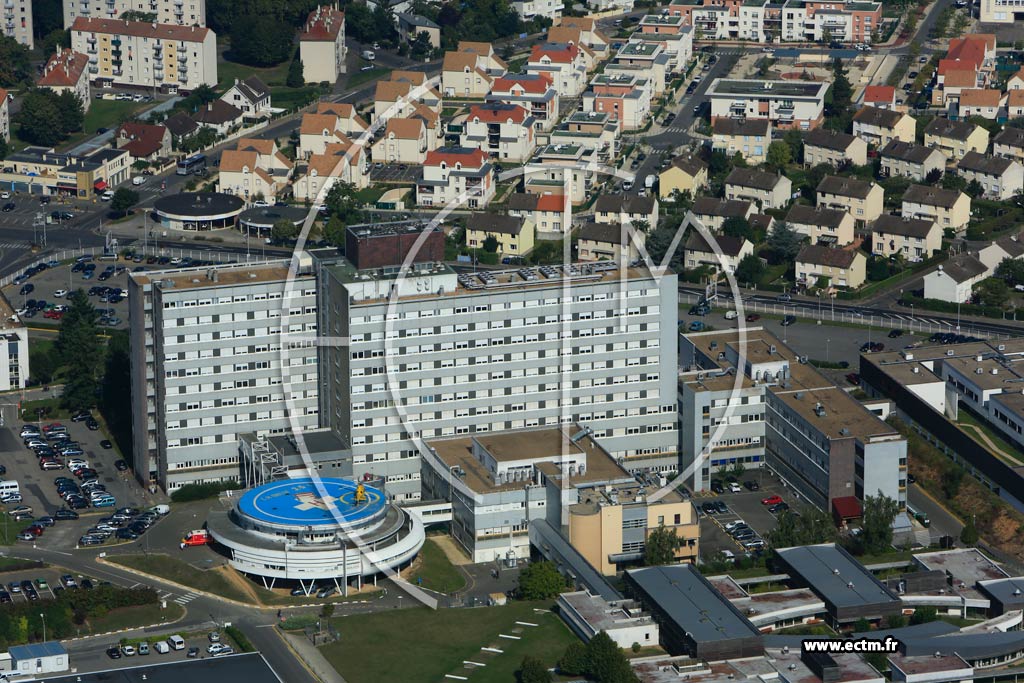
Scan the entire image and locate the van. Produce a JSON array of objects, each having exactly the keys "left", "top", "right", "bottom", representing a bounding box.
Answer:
[
  {"left": 153, "top": 641, "right": 170, "bottom": 654},
  {"left": 725, "top": 310, "right": 738, "bottom": 320},
  {"left": 131, "top": 176, "right": 145, "bottom": 186},
  {"left": 101, "top": 190, "right": 114, "bottom": 201},
  {"left": 361, "top": 50, "right": 375, "bottom": 61},
  {"left": 167, "top": 635, "right": 185, "bottom": 651},
  {"left": 0, "top": 481, "right": 20, "bottom": 498},
  {"left": 150, "top": 504, "right": 170, "bottom": 515}
]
